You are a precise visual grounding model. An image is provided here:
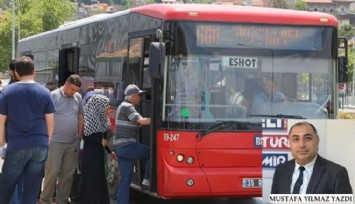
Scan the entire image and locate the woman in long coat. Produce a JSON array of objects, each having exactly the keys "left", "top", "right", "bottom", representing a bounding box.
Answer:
[{"left": 79, "top": 94, "right": 116, "bottom": 204}]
